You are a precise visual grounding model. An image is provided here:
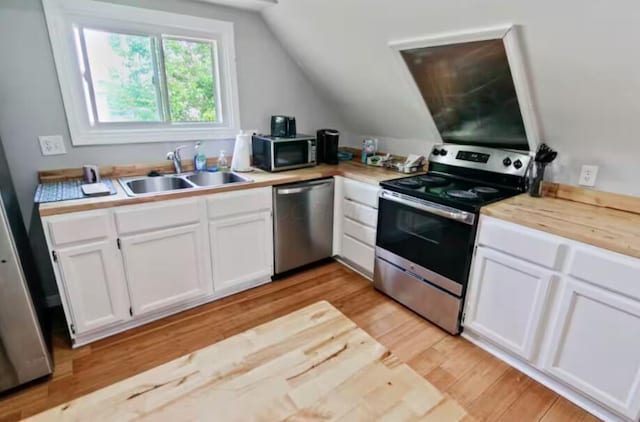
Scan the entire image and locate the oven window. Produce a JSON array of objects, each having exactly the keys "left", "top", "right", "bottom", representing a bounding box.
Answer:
[
  {"left": 376, "top": 197, "right": 475, "bottom": 285},
  {"left": 274, "top": 142, "right": 308, "bottom": 168}
]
